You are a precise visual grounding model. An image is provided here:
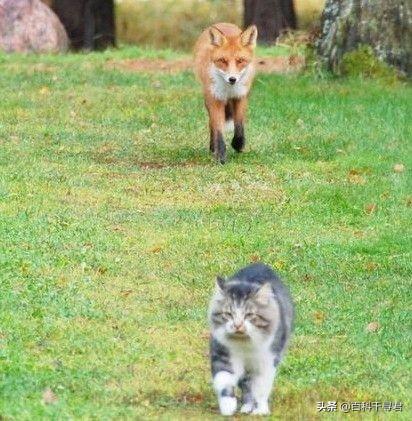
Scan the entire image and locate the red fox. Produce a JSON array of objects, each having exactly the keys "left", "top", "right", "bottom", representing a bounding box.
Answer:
[{"left": 194, "top": 23, "right": 258, "bottom": 164}]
